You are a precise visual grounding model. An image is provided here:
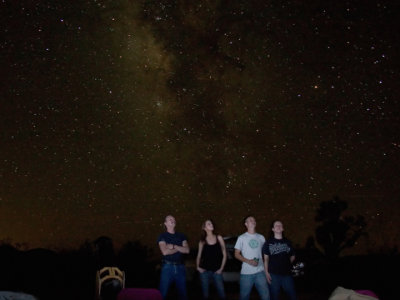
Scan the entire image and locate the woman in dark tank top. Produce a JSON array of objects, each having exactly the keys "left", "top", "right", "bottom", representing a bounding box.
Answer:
[{"left": 196, "top": 219, "right": 227, "bottom": 299}]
